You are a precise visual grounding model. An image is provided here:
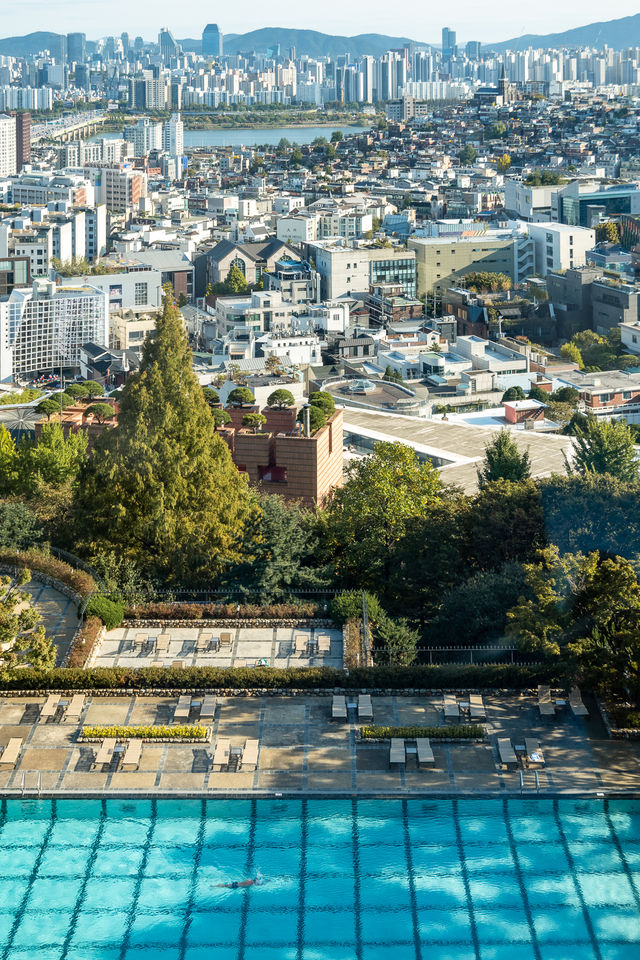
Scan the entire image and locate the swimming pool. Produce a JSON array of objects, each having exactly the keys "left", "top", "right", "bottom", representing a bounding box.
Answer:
[{"left": 0, "top": 797, "right": 638, "bottom": 959}]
